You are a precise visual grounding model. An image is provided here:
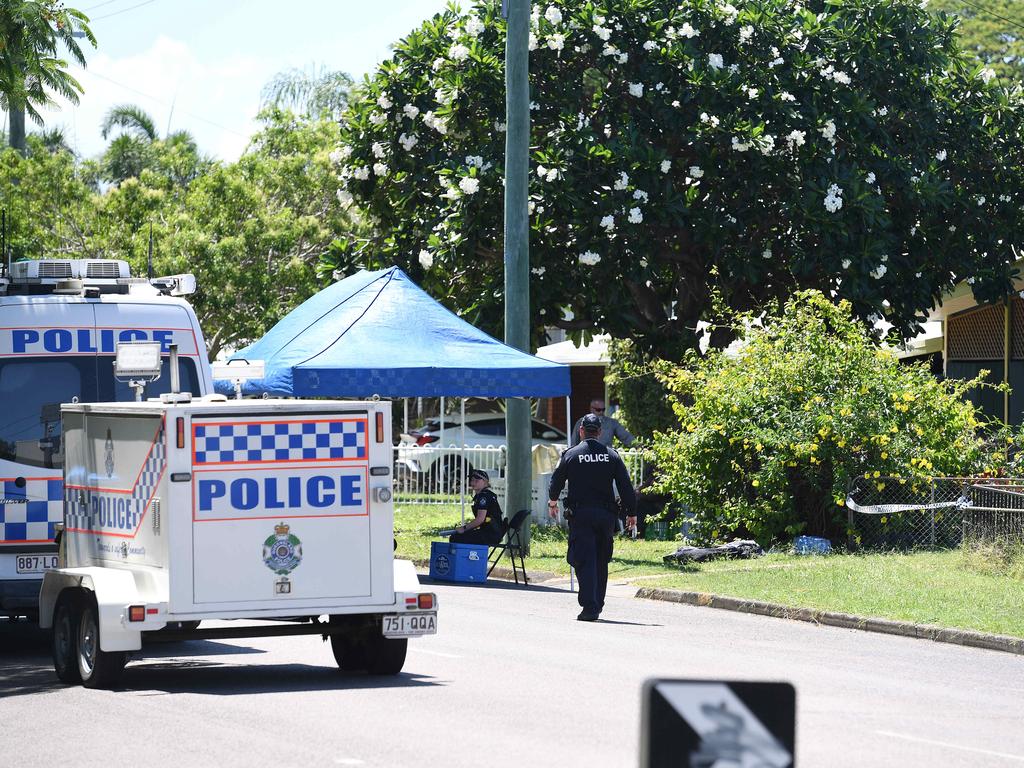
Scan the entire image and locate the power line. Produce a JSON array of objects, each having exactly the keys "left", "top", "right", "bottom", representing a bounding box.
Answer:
[
  {"left": 948, "top": 0, "right": 1024, "bottom": 39},
  {"left": 91, "top": 0, "right": 160, "bottom": 21},
  {"left": 82, "top": 0, "right": 127, "bottom": 12},
  {"left": 84, "top": 69, "right": 249, "bottom": 137}
]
